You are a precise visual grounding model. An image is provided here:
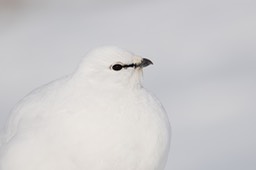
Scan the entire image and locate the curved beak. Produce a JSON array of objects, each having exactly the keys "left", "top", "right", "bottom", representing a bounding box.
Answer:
[{"left": 138, "top": 58, "right": 153, "bottom": 68}]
